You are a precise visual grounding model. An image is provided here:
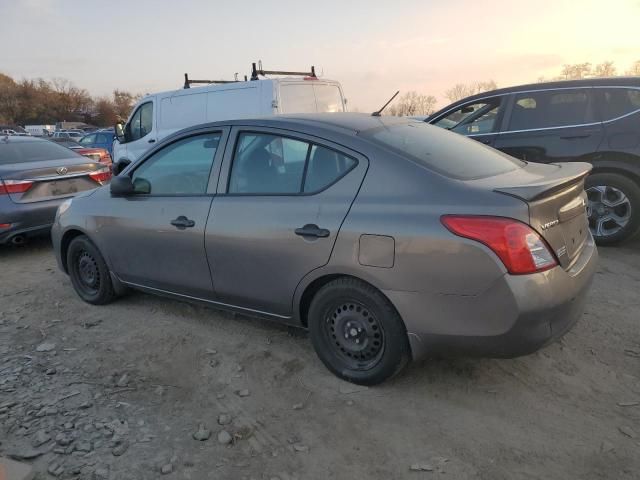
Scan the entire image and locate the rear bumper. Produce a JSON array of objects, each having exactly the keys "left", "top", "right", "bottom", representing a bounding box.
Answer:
[
  {"left": 0, "top": 197, "right": 62, "bottom": 244},
  {"left": 386, "top": 236, "right": 598, "bottom": 361}
]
